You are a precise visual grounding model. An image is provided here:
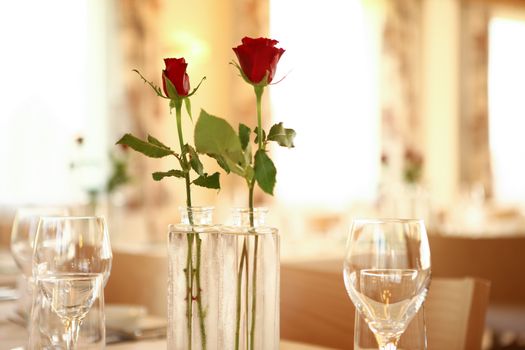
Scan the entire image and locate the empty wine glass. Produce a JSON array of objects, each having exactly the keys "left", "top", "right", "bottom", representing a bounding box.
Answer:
[
  {"left": 354, "top": 307, "right": 427, "bottom": 350},
  {"left": 11, "top": 207, "right": 69, "bottom": 277},
  {"left": 343, "top": 219, "right": 431, "bottom": 350},
  {"left": 31, "top": 216, "right": 112, "bottom": 350},
  {"left": 10, "top": 206, "right": 69, "bottom": 318}
]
